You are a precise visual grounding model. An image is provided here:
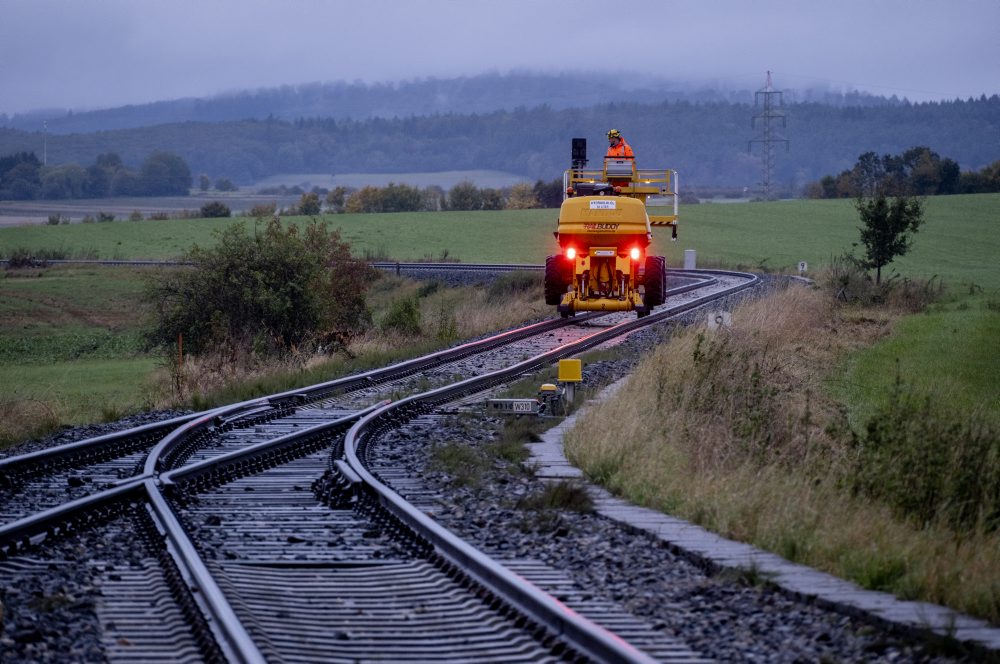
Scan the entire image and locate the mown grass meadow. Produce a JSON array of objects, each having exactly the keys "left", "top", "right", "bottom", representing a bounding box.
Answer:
[{"left": 3, "top": 193, "right": 998, "bottom": 290}]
